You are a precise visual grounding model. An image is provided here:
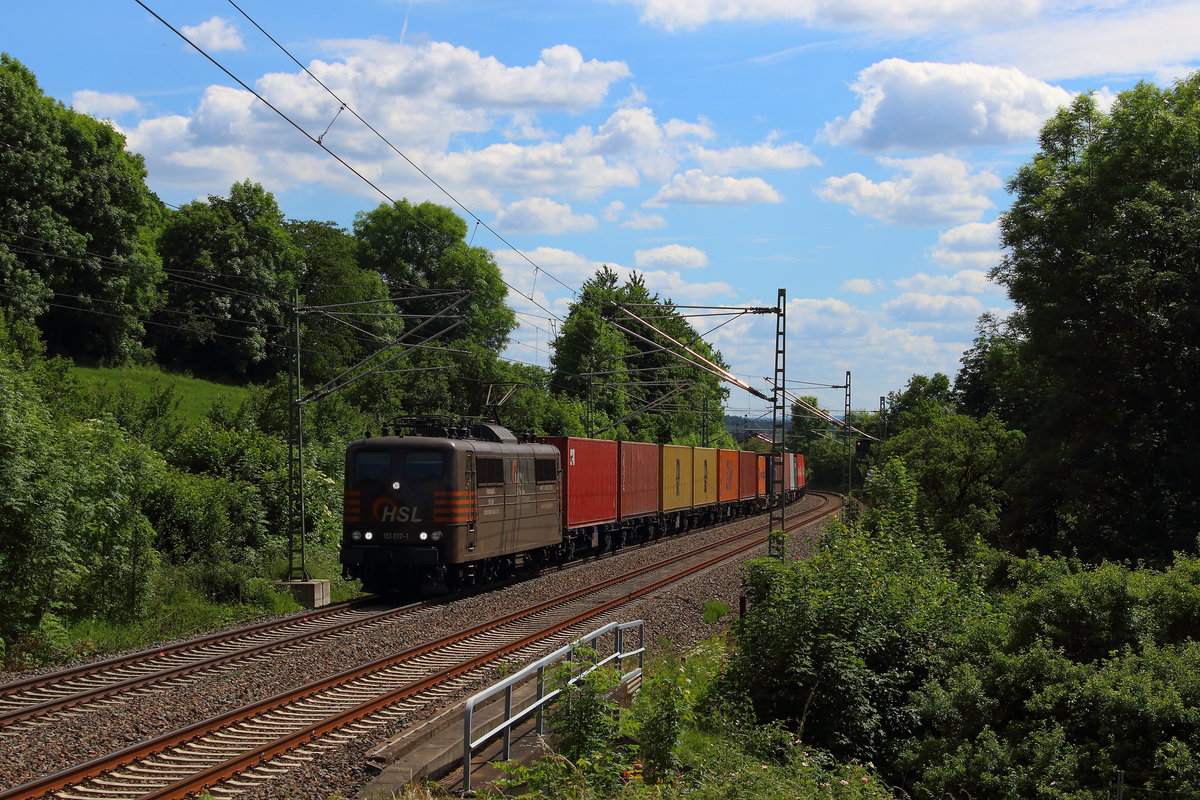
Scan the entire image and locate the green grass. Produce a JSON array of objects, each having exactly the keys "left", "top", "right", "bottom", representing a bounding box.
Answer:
[{"left": 73, "top": 365, "right": 253, "bottom": 426}]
